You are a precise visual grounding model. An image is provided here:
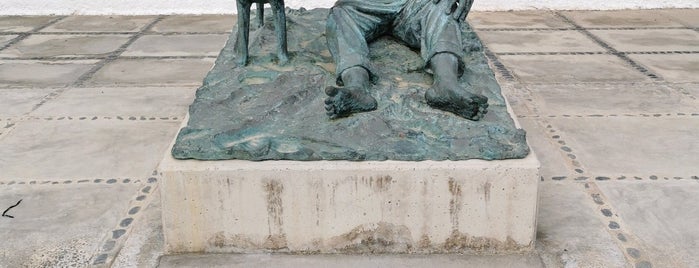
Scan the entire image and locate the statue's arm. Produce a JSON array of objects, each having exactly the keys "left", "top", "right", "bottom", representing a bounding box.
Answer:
[{"left": 433, "top": 0, "right": 474, "bottom": 21}]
